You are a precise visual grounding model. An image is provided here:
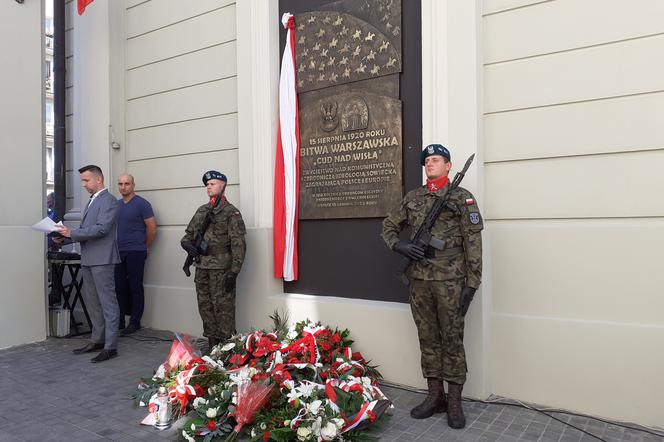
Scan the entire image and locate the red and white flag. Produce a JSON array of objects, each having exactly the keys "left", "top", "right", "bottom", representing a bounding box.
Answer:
[
  {"left": 77, "top": 0, "right": 94, "bottom": 15},
  {"left": 273, "top": 13, "right": 300, "bottom": 281}
]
